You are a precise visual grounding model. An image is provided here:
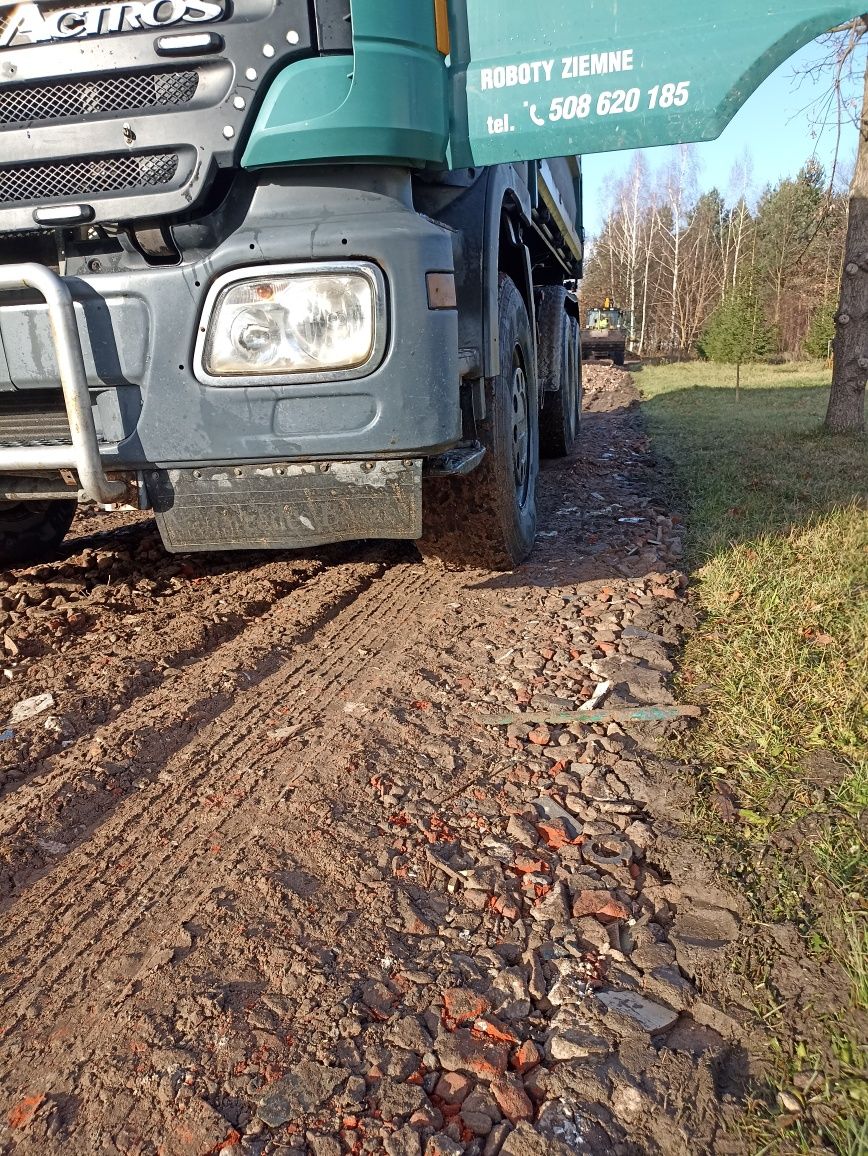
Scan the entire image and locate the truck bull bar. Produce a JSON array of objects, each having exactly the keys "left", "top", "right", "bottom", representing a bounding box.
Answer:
[{"left": 0, "top": 264, "right": 126, "bottom": 505}]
